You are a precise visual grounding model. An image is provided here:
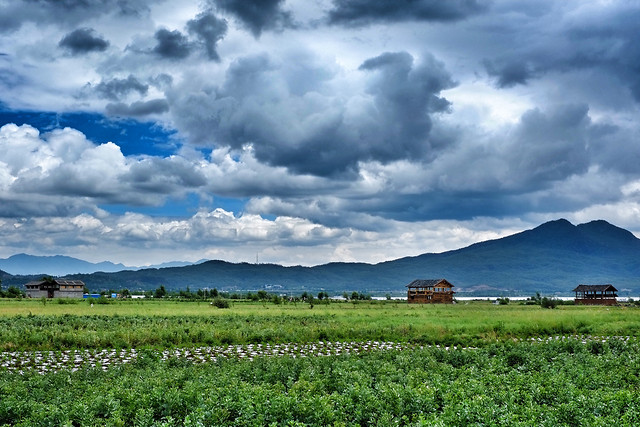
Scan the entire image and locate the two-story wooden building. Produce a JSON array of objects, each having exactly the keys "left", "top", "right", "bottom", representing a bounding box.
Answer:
[
  {"left": 572, "top": 284, "right": 618, "bottom": 306},
  {"left": 25, "top": 278, "right": 85, "bottom": 299},
  {"left": 406, "top": 279, "right": 455, "bottom": 304}
]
